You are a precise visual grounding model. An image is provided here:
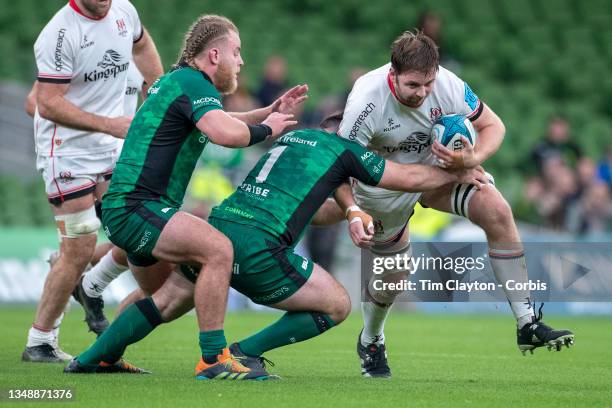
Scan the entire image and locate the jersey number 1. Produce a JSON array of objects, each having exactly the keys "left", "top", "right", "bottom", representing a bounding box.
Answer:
[{"left": 255, "top": 146, "right": 287, "bottom": 183}]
